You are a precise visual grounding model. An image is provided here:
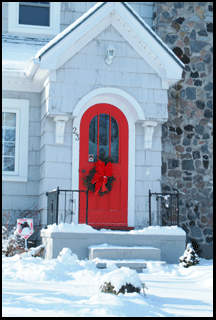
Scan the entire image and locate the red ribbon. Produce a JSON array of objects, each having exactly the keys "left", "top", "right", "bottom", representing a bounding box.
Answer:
[{"left": 91, "top": 160, "right": 113, "bottom": 195}]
